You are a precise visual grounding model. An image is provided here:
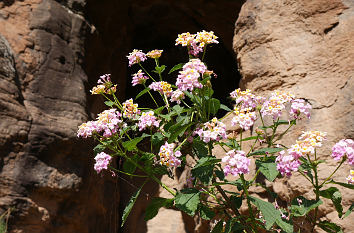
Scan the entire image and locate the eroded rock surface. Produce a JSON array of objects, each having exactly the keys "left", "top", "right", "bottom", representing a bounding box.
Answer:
[{"left": 233, "top": 0, "right": 354, "bottom": 231}]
